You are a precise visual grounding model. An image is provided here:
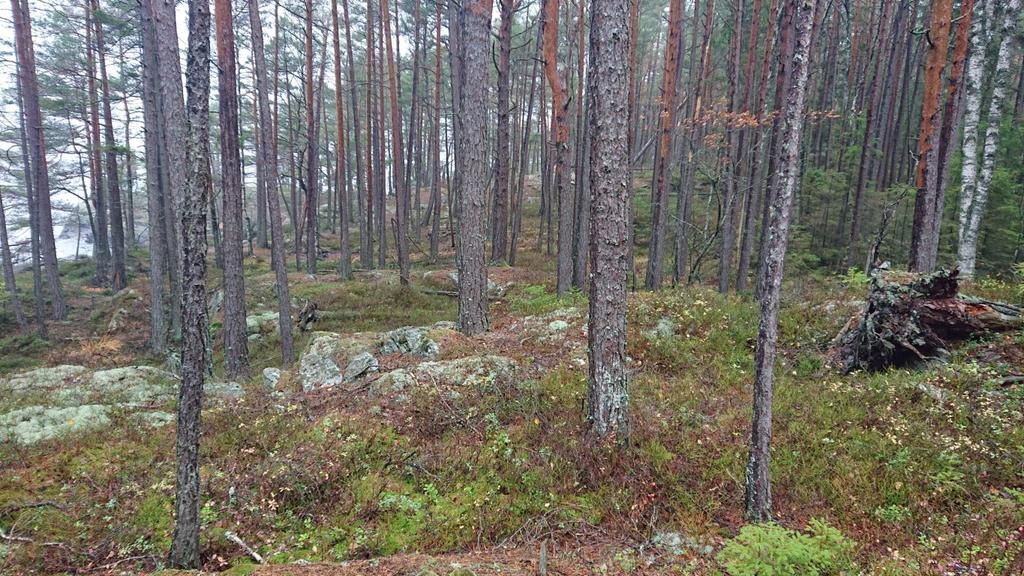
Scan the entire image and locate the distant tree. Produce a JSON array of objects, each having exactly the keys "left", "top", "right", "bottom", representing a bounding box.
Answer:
[
  {"left": 745, "top": 0, "right": 817, "bottom": 523},
  {"left": 586, "top": 0, "right": 631, "bottom": 440},
  {"left": 381, "top": 0, "right": 410, "bottom": 285},
  {"left": 542, "top": 0, "right": 571, "bottom": 296},
  {"left": 215, "top": 0, "right": 250, "bottom": 380},
  {"left": 140, "top": 0, "right": 167, "bottom": 353},
  {"left": 909, "top": 0, "right": 954, "bottom": 272},
  {"left": 492, "top": 0, "right": 516, "bottom": 264},
  {"left": 168, "top": 0, "right": 212, "bottom": 568},
  {"left": 455, "top": 0, "right": 492, "bottom": 334},
  {"left": 0, "top": 192, "right": 27, "bottom": 329},
  {"left": 330, "top": 0, "right": 352, "bottom": 279},
  {"left": 11, "top": 0, "right": 66, "bottom": 320},
  {"left": 91, "top": 0, "right": 127, "bottom": 291}
]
